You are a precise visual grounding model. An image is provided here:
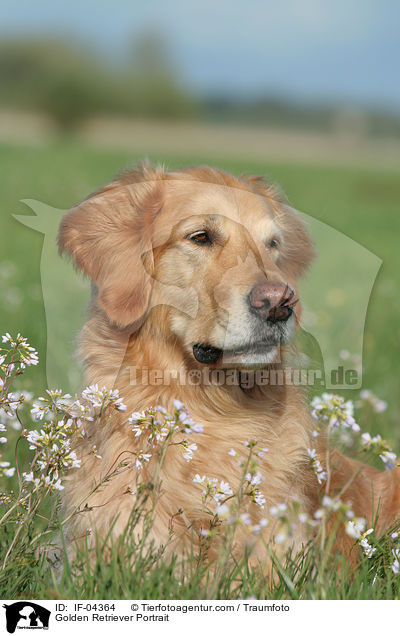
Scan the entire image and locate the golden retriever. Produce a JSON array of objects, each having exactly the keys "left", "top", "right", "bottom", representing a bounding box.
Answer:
[{"left": 58, "top": 162, "right": 400, "bottom": 568}]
